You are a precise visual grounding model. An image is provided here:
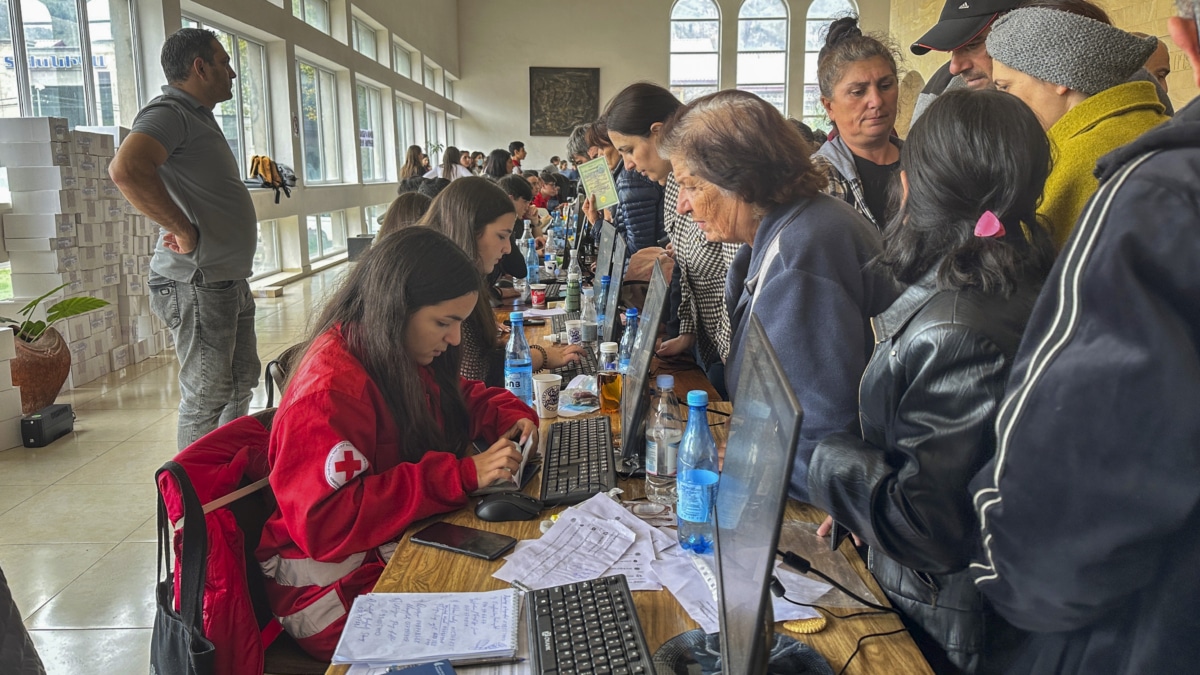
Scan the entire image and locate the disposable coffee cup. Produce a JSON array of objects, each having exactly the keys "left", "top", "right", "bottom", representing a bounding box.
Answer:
[
  {"left": 532, "top": 373, "right": 562, "bottom": 419},
  {"left": 565, "top": 320, "right": 583, "bottom": 345},
  {"left": 530, "top": 284, "right": 547, "bottom": 308}
]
